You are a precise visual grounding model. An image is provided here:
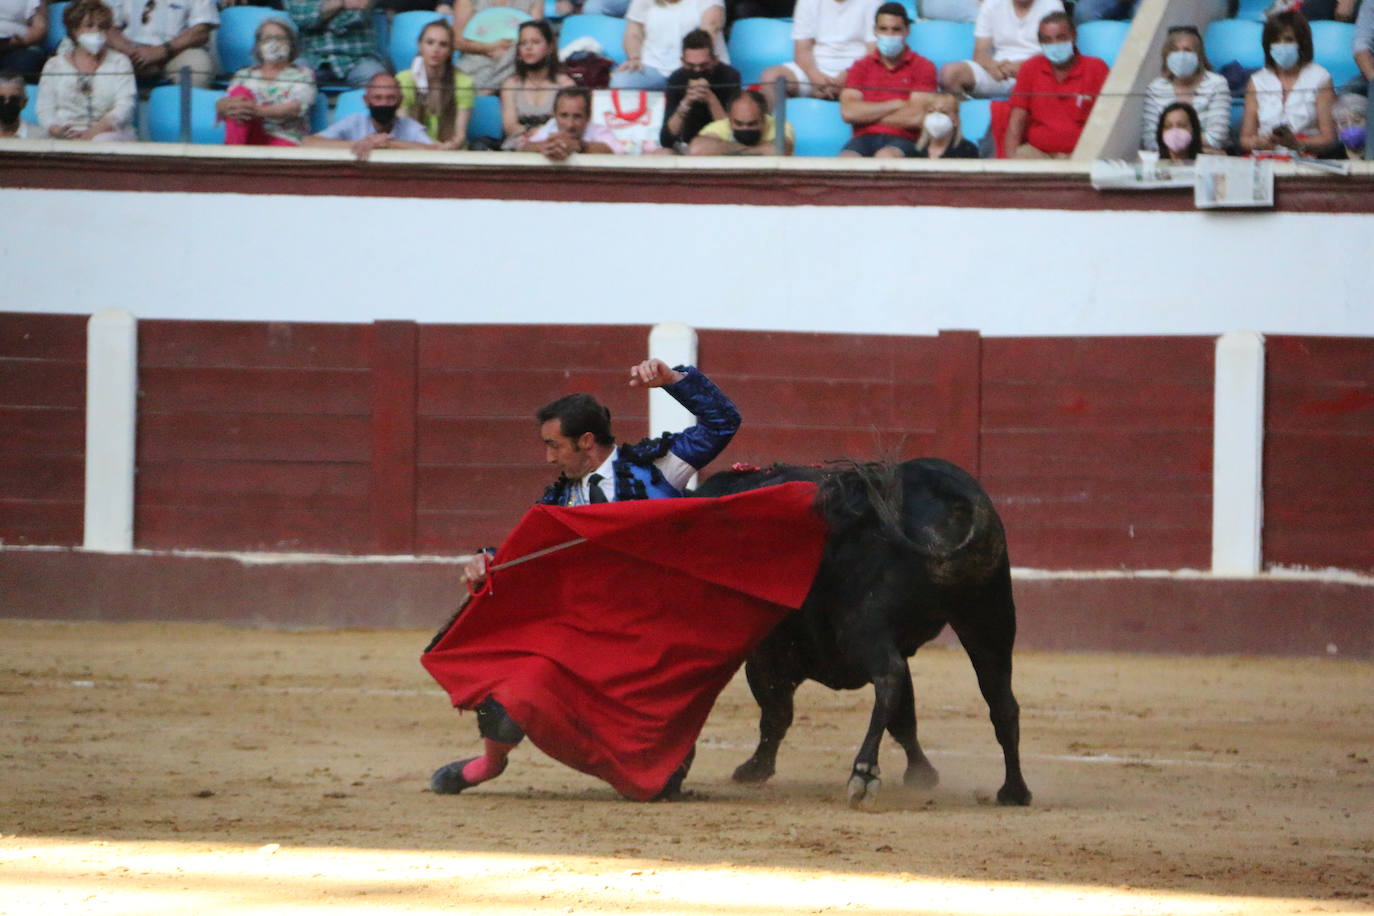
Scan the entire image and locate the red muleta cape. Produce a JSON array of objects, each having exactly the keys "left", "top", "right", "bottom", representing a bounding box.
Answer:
[{"left": 420, "top": 481, "right": 827, "bottom": 800}]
